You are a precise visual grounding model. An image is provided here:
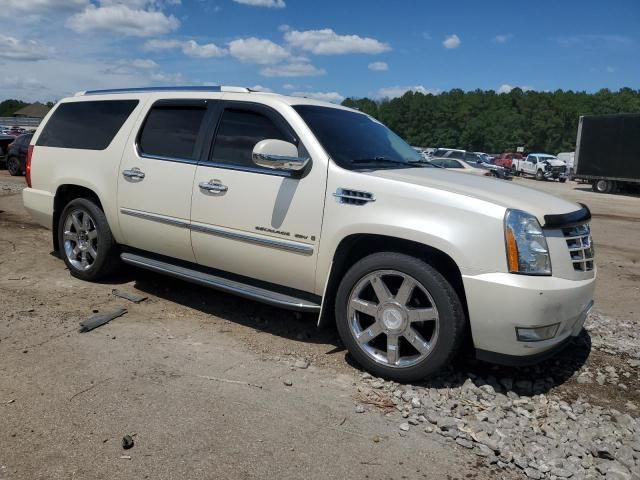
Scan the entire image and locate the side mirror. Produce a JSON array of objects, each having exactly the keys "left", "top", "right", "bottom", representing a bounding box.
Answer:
[{"left": 252, "top": 139, "right": 310, "bottom": 172}]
